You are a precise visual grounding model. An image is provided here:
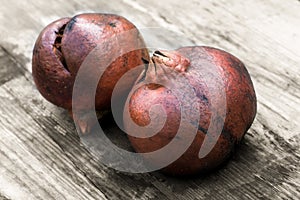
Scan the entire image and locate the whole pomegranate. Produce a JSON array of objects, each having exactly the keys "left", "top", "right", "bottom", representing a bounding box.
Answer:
[
  {"left": 124, "top": 46, "right": 256, "bottom": 176},
  {"left": 32, "top": 13, "right": 149, "bottom": 133}
]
